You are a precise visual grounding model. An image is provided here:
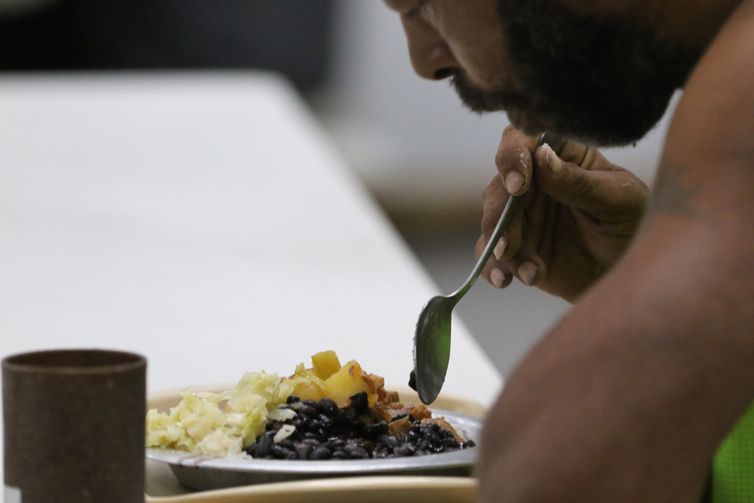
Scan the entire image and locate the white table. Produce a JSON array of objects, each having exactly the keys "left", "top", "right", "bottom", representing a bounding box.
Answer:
[{"left": 0, "top": 73, "right": 501, "bottom": 480}]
